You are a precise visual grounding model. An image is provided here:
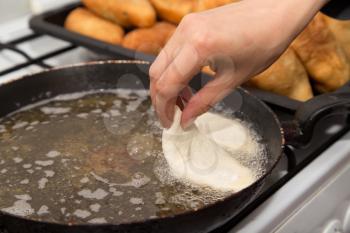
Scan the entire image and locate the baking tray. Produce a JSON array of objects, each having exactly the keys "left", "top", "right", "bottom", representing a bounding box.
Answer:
[
  {"left": 29, "top": 2, "right": 155, "bottom": 62},
  {"left": 29, "top": 2, "right": 348, "bottom": 112}
]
